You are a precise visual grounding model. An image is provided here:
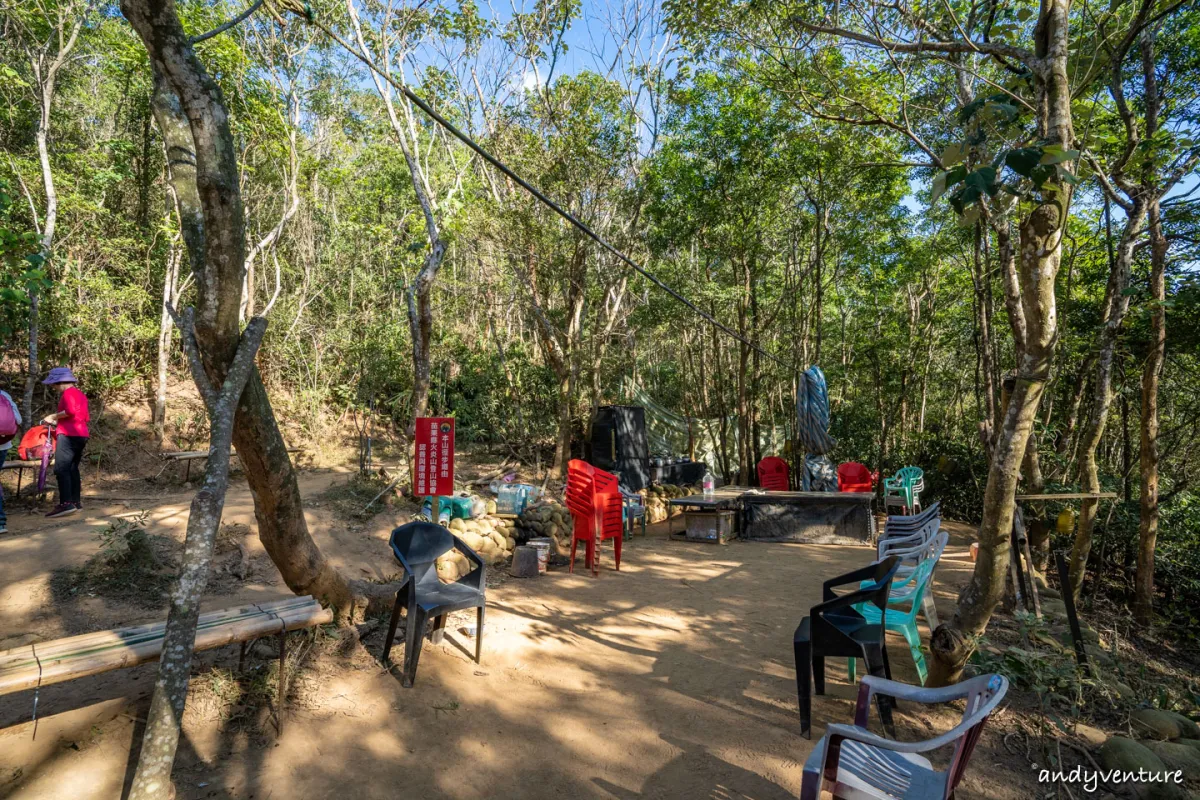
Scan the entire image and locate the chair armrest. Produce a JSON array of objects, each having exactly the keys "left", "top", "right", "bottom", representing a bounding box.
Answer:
[
  {"left": 814, "top": 583, "right": 882, "bottom": 616},
  {"left": 856, "top": 673, "right": 980, "bottom": 712},
  {"left": 823, "top": 562, "right": 889, "bottom": 599}
]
